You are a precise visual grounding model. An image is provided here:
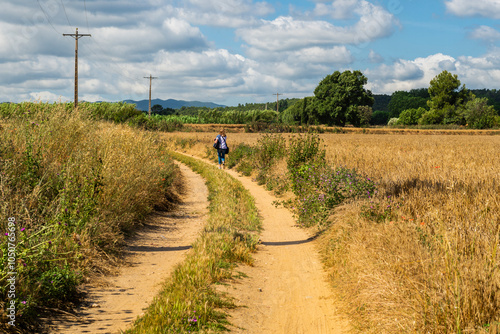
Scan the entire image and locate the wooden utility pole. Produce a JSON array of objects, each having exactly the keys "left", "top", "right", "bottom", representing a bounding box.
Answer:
[
  {"left": 273, "top": 93, "right": 283, "bottom": 112},
  {"left": 63, "top": 28, "right": 91, "bottom": 109},
  {"left": 144, "top": 75, "right": 158, "bottom": 117}
]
